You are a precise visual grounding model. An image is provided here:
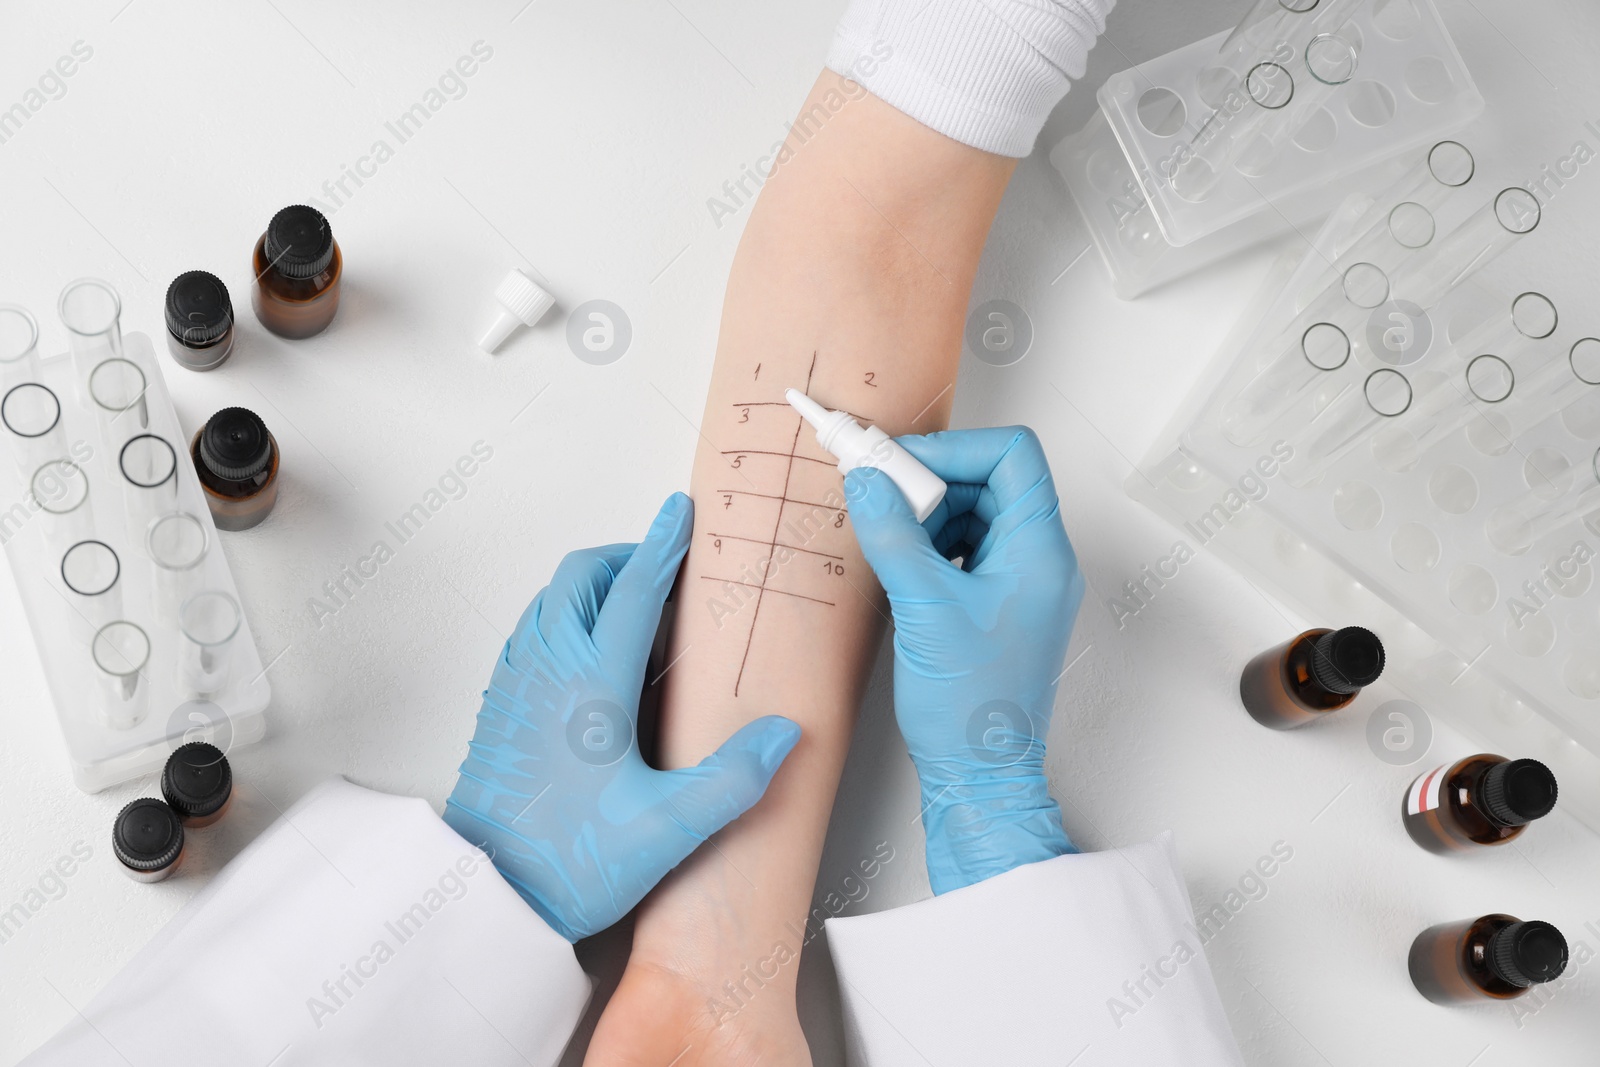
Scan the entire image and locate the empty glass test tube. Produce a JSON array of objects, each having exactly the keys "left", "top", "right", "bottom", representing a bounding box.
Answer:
[
  {"left": 1208, "top": 0, "right": 1360, "bottom": 102},
  {"left": 147, "top": 511, "right": 209, "bottom": 619},
  {"left": 30, "top": 457, "right": 93, "bottom": 541},
  {"left": 59, "top": 279, "right": 126, "bottom": 408},
  {"left": 1235, "top": 32, "right": 1360, "bottom": 176},
  {"left": 1222, "top": 261, "right": 1390, "bottom": 445},
  {"left": 1, "top": 381, "right": 67, "bottom": 475},
  {"left": 92, "top": 619, "right": 150, "bottom": 730},
  {"left": 178, "top": 590, "right": 240, "bottom": 695},
  {"left": 1333, "top": 141, "right": 1476, "bottom": 267},
  {"left": 1489, "top": 331, "right": 1597, "bottom": 443},
  {"left": 1281, "top": 368, "right": 1418, "bottom": 487},
  {"left": 1486, "top": 448, "right": 1600, "bottom": 554},
  {"left": 1392, "top": 293, "right": 1553, "bottom": 459},
  {"left": 1174, "top": 30, "right": 1358, "bottom": 202},
  {"left": 119, "top": 434, "right": 179, "bottom": 546},
  {"left": 61, "top": 539, "right": 124, "bottom": 629},
  {"left": 1390, "top": 189, "right": 1542, "bottom": 309},
  {"left": 87, "top": 356, "right": 149, "bottom": 455},
  {"left": 0, "top": 305, "right": 41, "bottom": 395}
]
